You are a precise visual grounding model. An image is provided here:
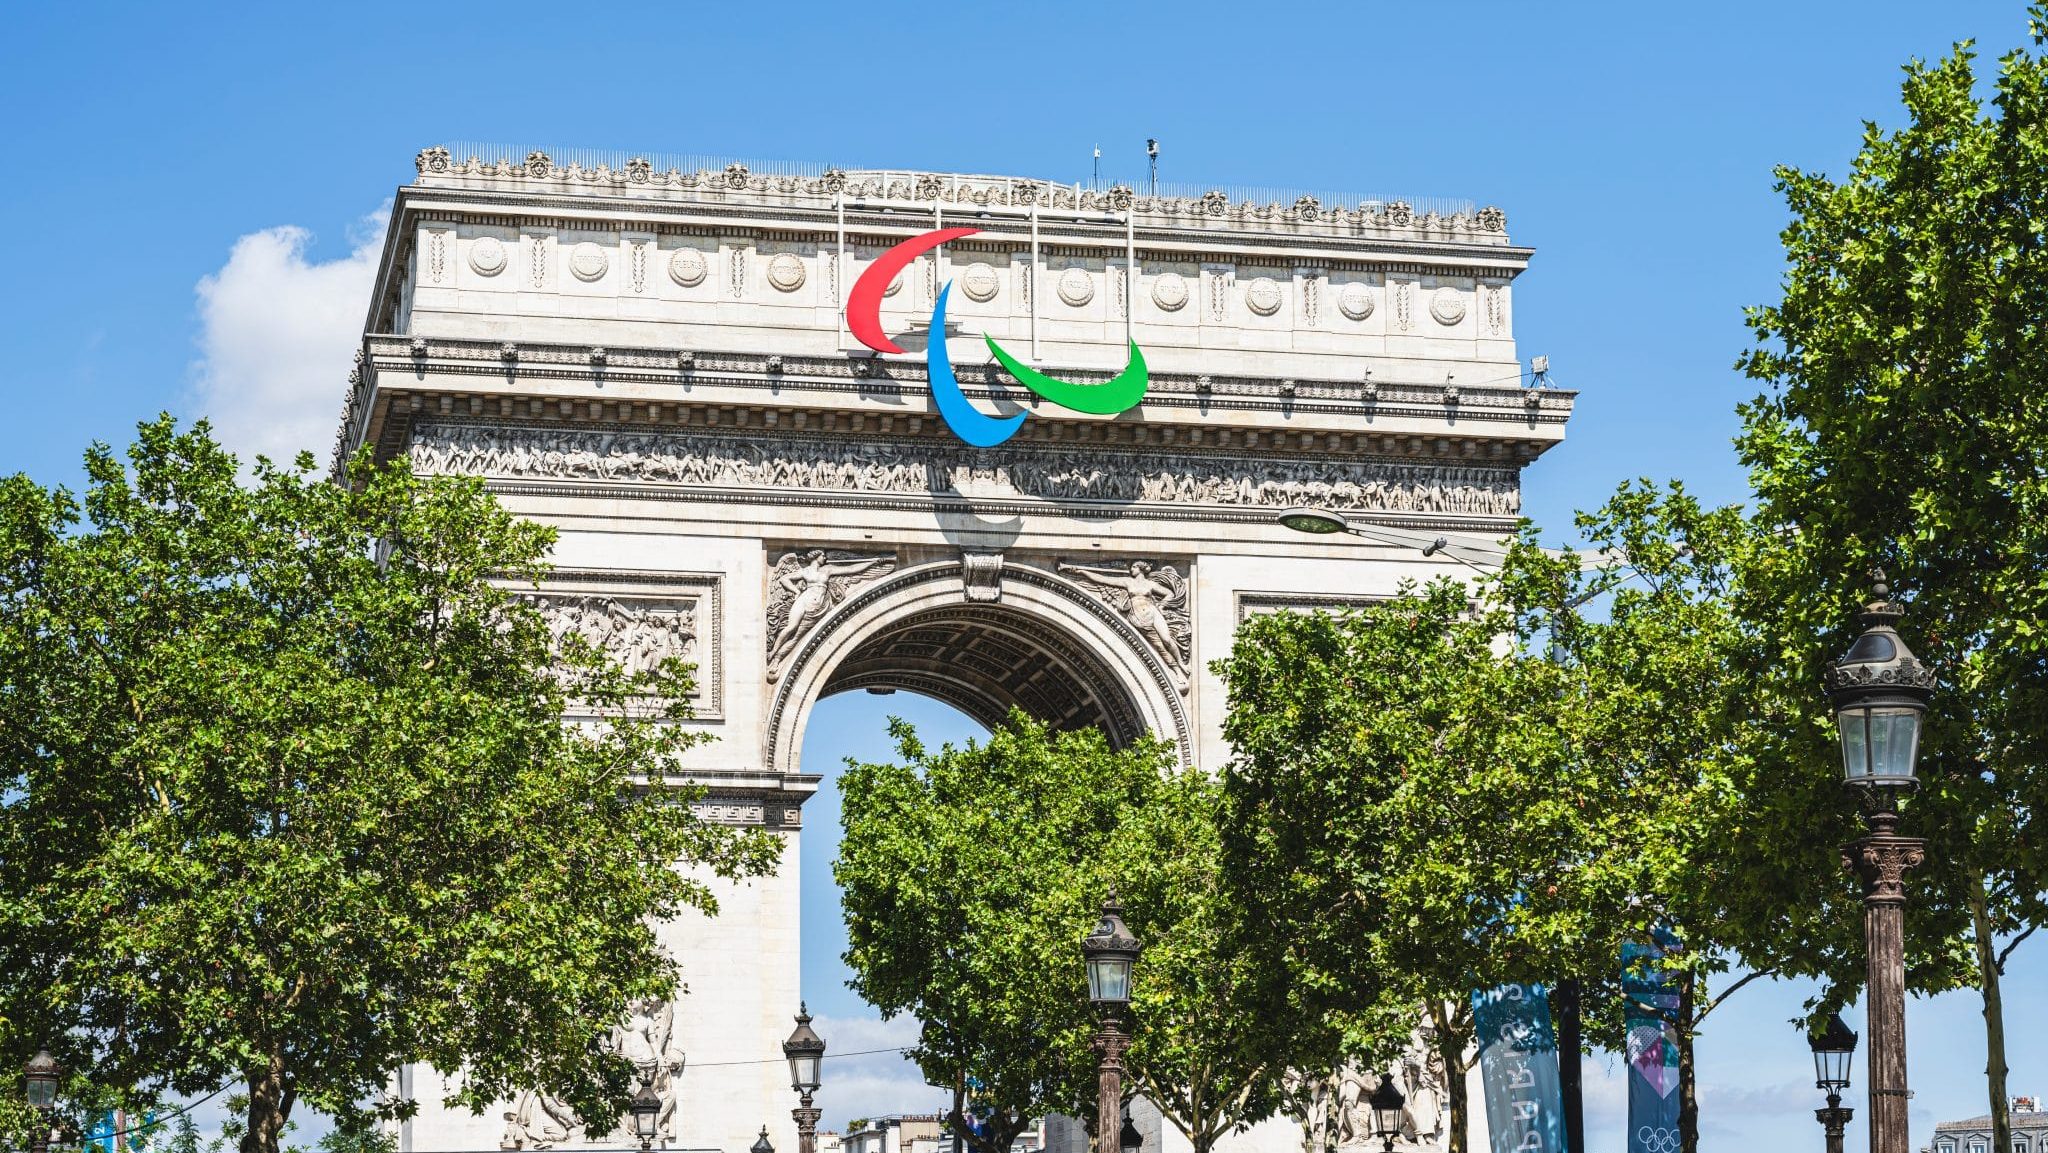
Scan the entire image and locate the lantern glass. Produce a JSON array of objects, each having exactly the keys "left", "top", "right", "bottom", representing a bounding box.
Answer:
[
  {"left": 1086, "top": 955, "right": 1132, "bottom": 1006},
  {"left": 1367, "top": 1074, "right": 1406, "bottom": 1140},
  {"left": 788, "top": 1054, "right": 821, "bottom": 1094},
  {"left": 1837, "top": 705, "right": 1922, "bottom": 787},
  {"left": 23, "top": 1051, "right": 58, "bottom": 1110},
  {"left": 1810, "top": 1014, "right": 1857, "bottom": 1092},
  {"left": 630, "top": 1083, "right": 662, "bottom": 1141}
]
